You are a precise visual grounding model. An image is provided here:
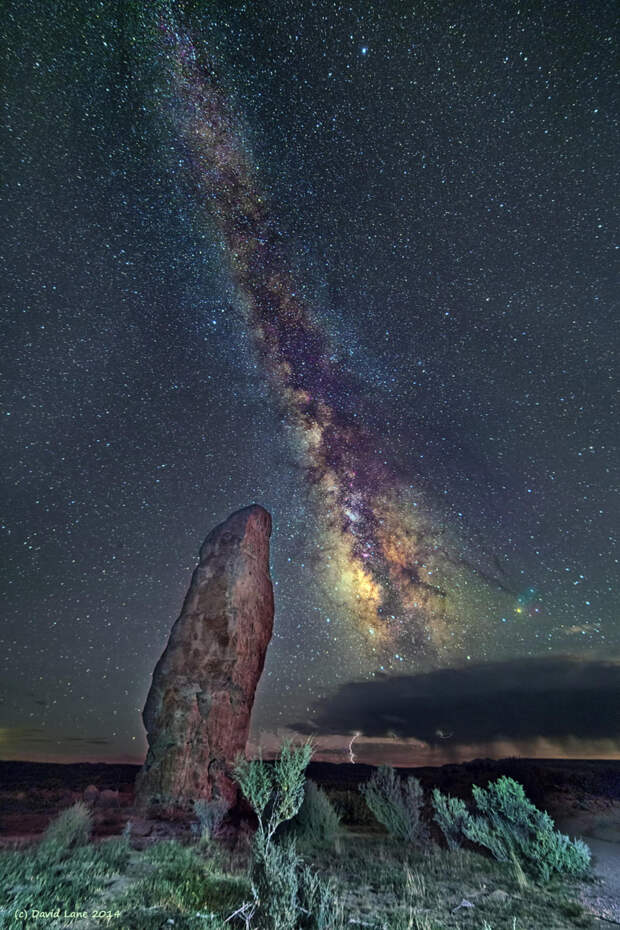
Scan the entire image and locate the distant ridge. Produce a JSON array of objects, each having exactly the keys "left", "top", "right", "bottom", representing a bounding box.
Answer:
[{"left": 1, "top": 757, "right": 619, "bottom": 801}]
